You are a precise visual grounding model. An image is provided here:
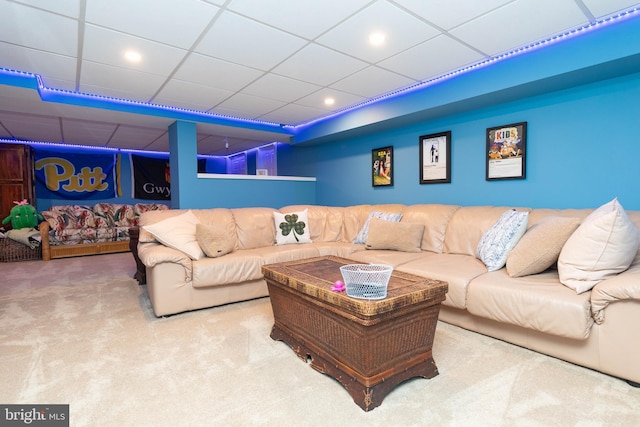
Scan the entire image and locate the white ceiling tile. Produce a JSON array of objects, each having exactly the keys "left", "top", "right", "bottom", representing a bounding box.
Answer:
[
  {"left": 80, "top": 61, "right": 167, "bottom": 101},
  {"left": 330, "top": 66, "right": 416, "bottom": 98},
  {"left": 85, "top": 0, "right": 218, "bottom": 49},
  {"left": 227, "top": 0, "right": 372, "bottom": 39},
  {"left": 61, "top": 118, "right": 118, "bottom": 145},
  {"left": 316, "top": 1, "right": 440, "bottom": 63},
  {"left": 82, "top": 25, "right": 187, "bottom": 77},
  {"left": 0, "top": 2, "right": 77, "bottom": 56},
  {"left": 295, "top": 89, "right": 366, "bottom": 111},
  {"left": 140, "top": 134, "right": 170, "bottom": 152},
  {"left": 451, "top": 0, "right": 589, "bottom": 56},
  {"left": 393, "top": 0, "right": 513, "bottom": 30},
  {"left": 196, "top": 11, "right": 307, "bottom": 71},
  {"left": 197, "top": 123, "right": 289, "bottom": 141},
  {"left": 379, "top": 35, "right": 485, "bottom": 81},
  {"left": 0, "top": 43, "right": 77, "bottom": 85},
  {"left": 108, "top": 125, "right": 167, "bottom": 149},
  {"left": 153, "top": 79, "right": 234, "bottom": 111},
  {"left": 259, "top": 103, "right": 327, "bottom": 125},
  {"left": 0, "top": 110, "right": 62, "bottom": 142},
  {"left": 242, "top": 74, "right": 321, "bottom": 103},
  {"left": 213, "top": 93, "right": 286, "bottom": 119},
  {"left": 0, "top": 86, "right": 80, "bottom": 118},
  {"left": 272, "top": 44, "right": 368, "bottom": 86},
  {"left": 11, "top": 0, "right": 80, "bottom": 17},
  {"left": 581, "top": 0, "right": 640, "bottom": 17},
  {"left": 173, "top": 53, "right": 264, "bottom": 92},
  {"left": 203, "top": 0, "right": 227, "bottom": 6}
]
